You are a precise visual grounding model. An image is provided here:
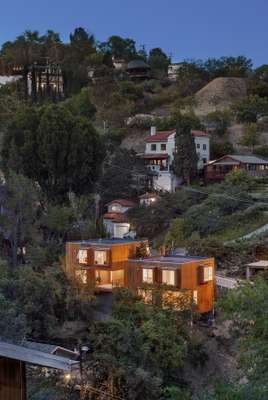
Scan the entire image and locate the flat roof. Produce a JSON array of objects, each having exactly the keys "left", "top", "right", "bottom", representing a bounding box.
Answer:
[
  {"left": 129, "top": 255, "right": 209, "bottom": 266},
  {"left": 0, "top": 341, "right": 79, "bottom": 371},
  {"left": 68, "top": 238, "right": 146, "bottom": 246},
  {"left": 247, "top": 260, "right": 268, "bottom": 268}
]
